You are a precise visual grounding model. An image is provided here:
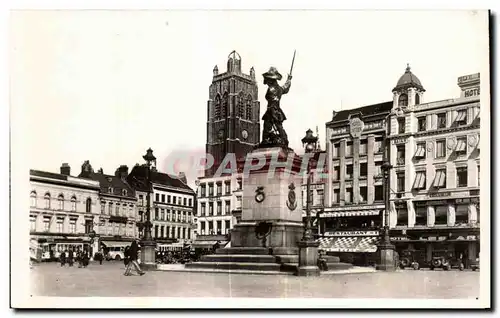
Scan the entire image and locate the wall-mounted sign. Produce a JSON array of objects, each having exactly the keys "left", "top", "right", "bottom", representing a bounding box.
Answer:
[
  {"left": 392, "top": 137, "right": 408, "bottom": 145},
  {"left": 390, "top": 236, "right": 410, "bottom": 241},
  {"left": 324, "top": 231, "right": 379, "bottom": 237},
  {"left": 464, "top": 88, "right": 480, "bottom": 98},
  {"left": 458, "top": 73, "right": 480, "bottom": 84},
  {"left": 349, "top": 118, "right": 365, "bottom": 138},
  {"left": 429, "top": 192, "right": 451, "bottom": 198},
  {"left": 364, "top": 121, "right": 383, "bottom": 130},
  {"left": 419, "top": 236, "right": 447, "bottom": 241}
]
